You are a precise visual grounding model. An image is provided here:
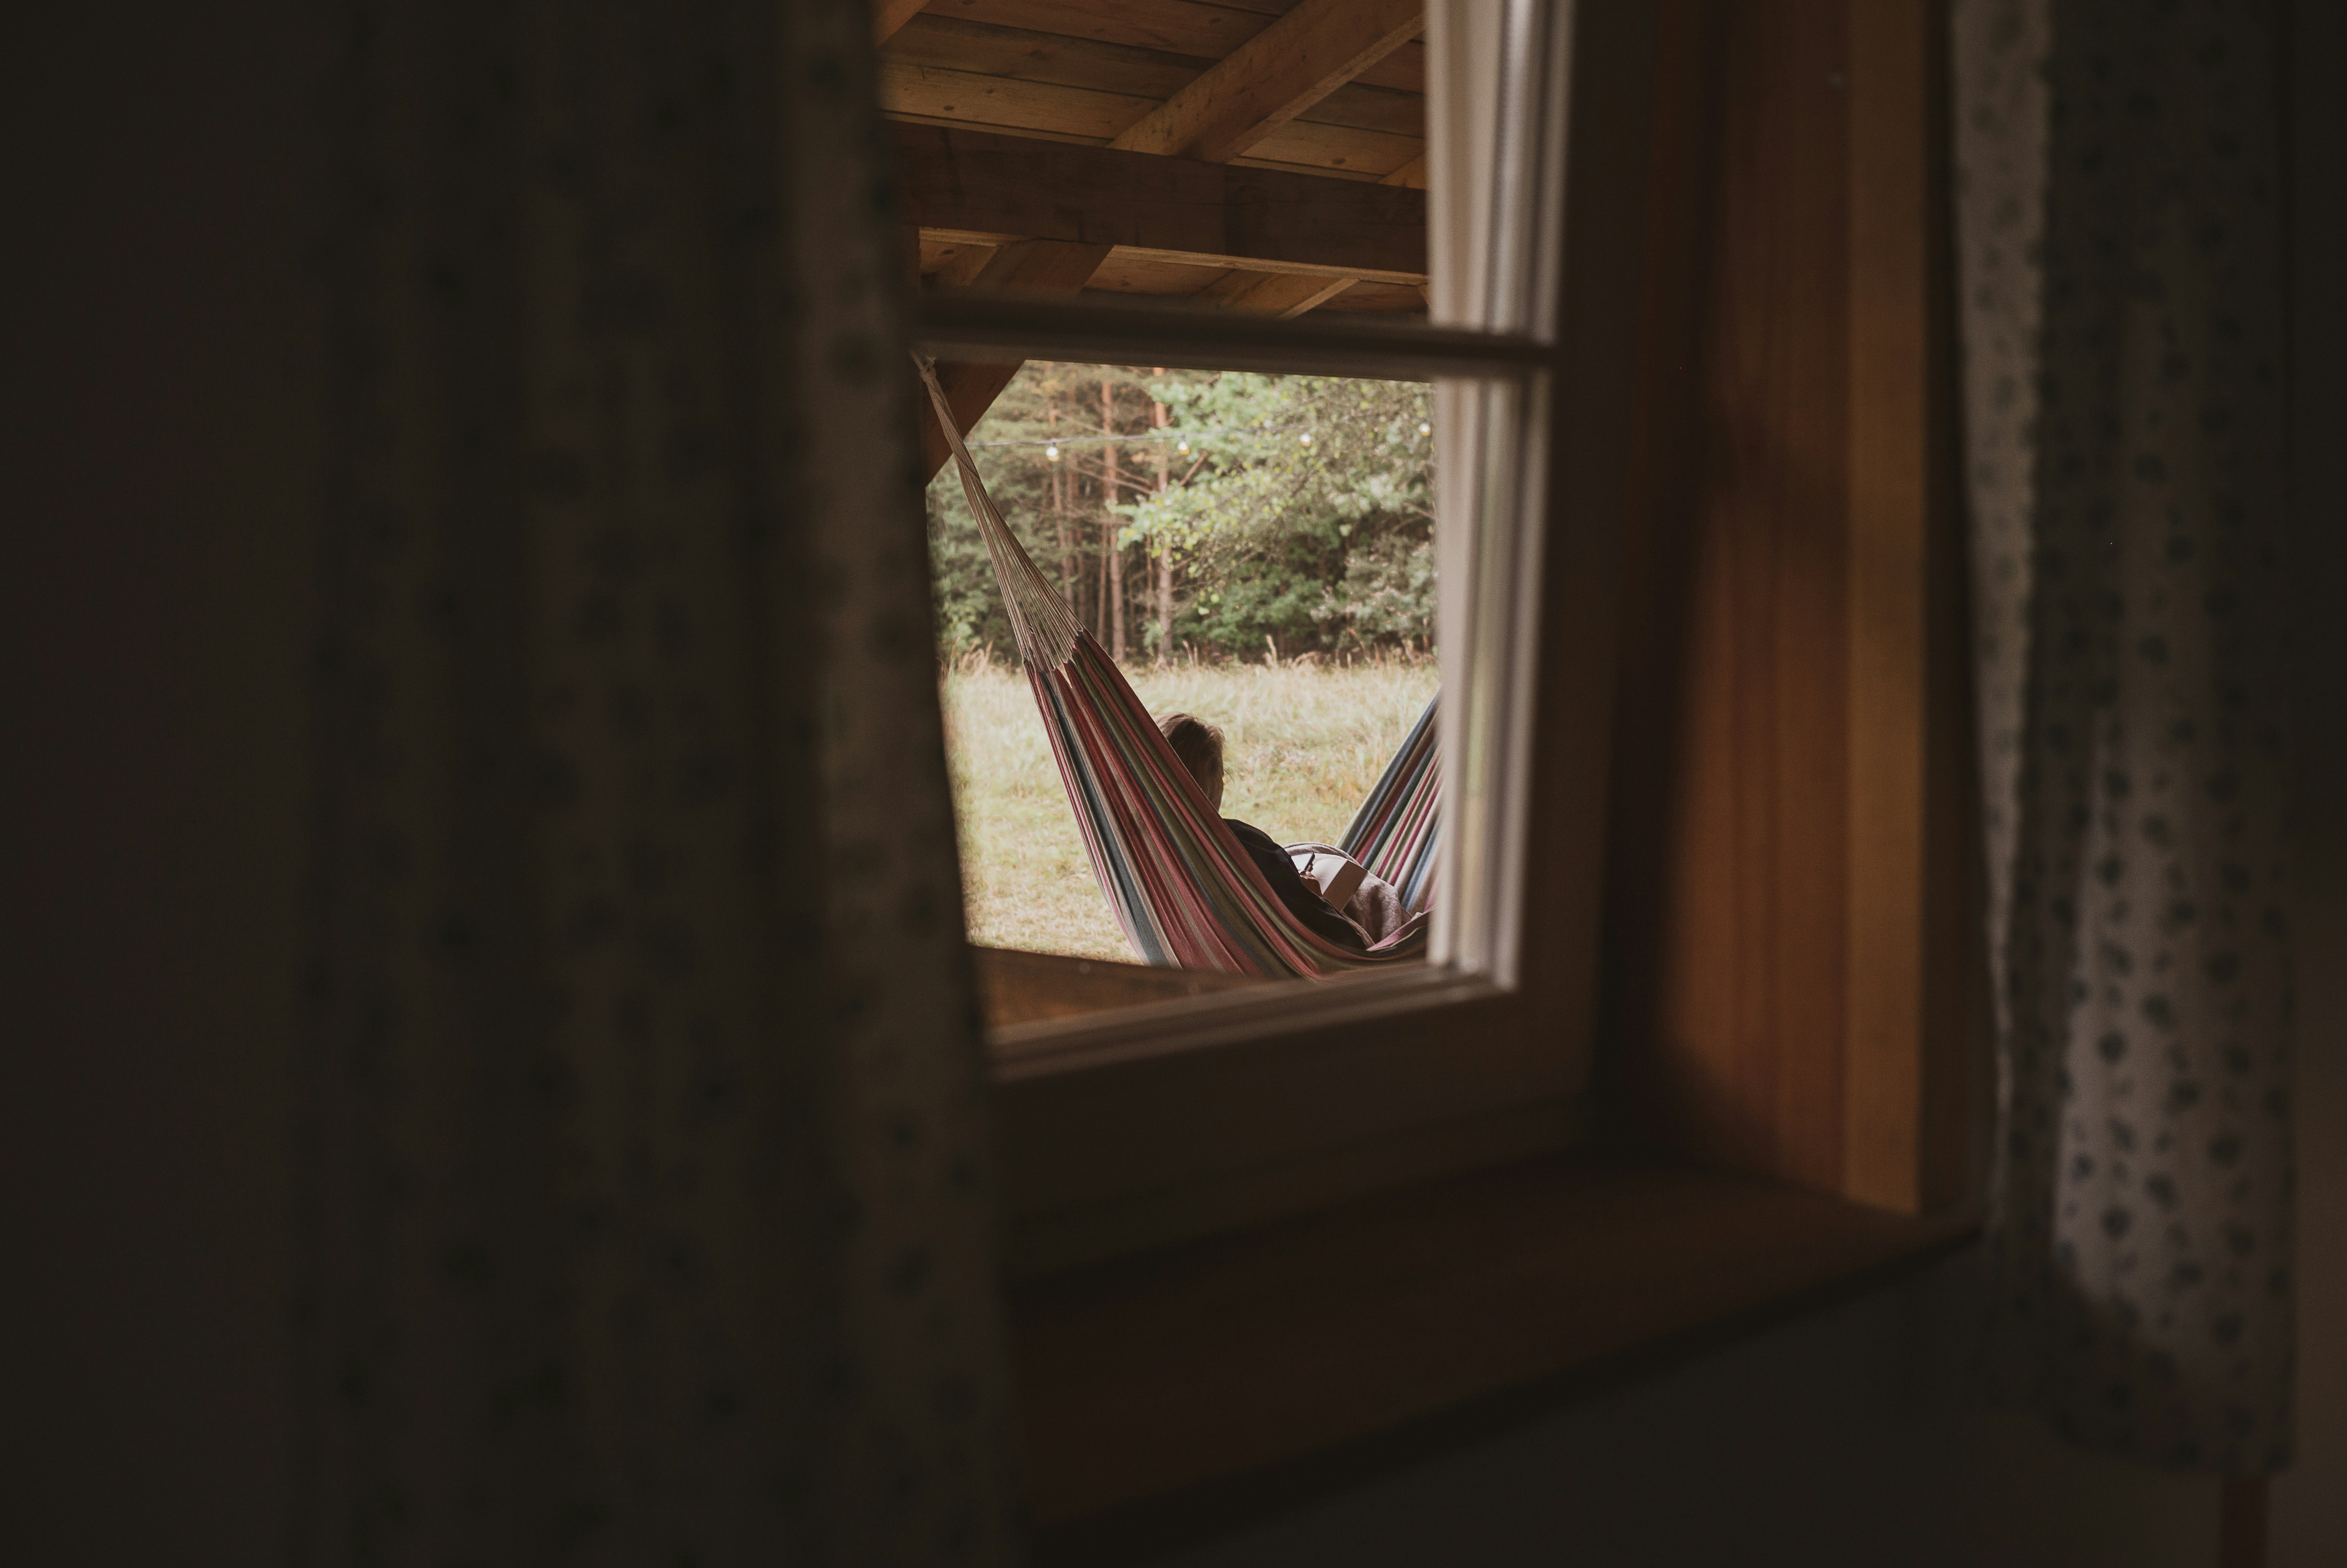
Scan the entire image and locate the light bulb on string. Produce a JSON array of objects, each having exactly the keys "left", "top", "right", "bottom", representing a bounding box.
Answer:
[
  {"left": 1418, "top": 421, "right": 1431, "bottom": 435},
  {"left": 1044, "top": 443, "right": 1059, "bottom": 460},
  {"left": 1298, "top": 431, "right": 1313, "bottom": 445},
  {"left": 1177, "top": 439, "right": 1191, "bottom": 454}
]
